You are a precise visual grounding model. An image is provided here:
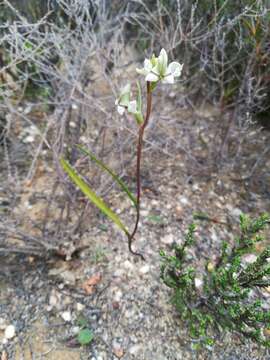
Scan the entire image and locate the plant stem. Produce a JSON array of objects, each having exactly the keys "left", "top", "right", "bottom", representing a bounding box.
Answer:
[{"left": 128, "top": 81, "right": 152, "bottom": 260}]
